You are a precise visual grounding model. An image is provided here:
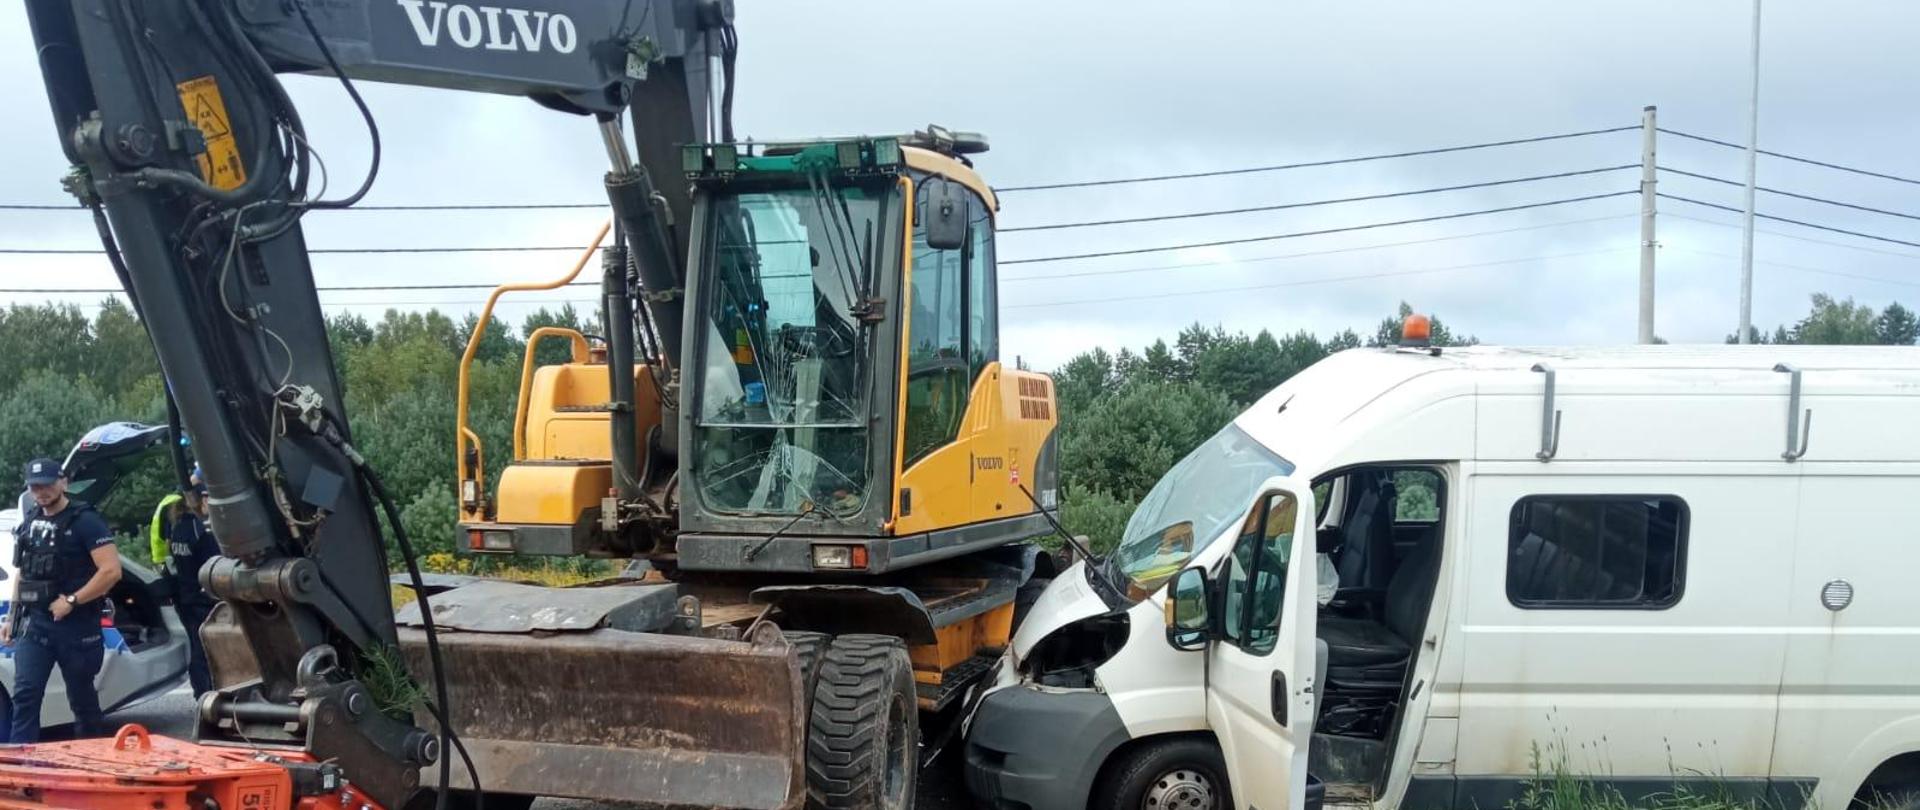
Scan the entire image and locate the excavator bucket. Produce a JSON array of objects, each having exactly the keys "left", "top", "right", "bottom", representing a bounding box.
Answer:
[
  {"left": 204, "top": 581, "right": 807, "bottom": 810},
  {"left": 393, "top": 581, "right": 806, "bottom": 809}
]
